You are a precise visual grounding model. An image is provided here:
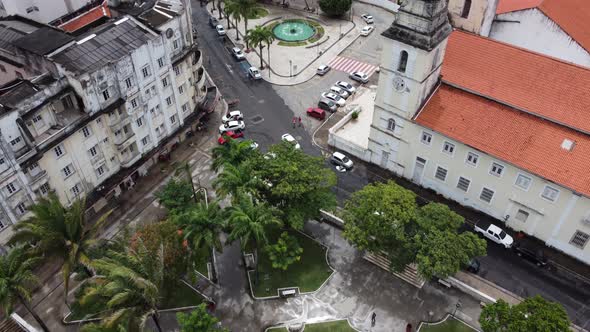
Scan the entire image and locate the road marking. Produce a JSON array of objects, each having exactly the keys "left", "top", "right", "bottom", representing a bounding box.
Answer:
[
  {"left": 225, "top": 64, "right": 233, "bottom": 74},
  {"left": 328, "top": 56, "right": 378, "bottom": 77}
]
